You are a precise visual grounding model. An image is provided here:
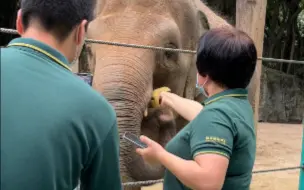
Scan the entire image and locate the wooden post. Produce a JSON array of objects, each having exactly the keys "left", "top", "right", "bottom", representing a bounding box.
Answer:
[{"left": 235, "top": 0, "right": 267, "bottom": 132}]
